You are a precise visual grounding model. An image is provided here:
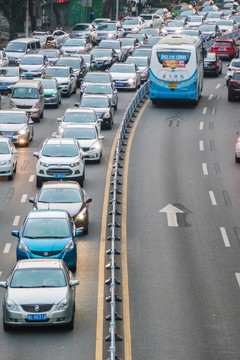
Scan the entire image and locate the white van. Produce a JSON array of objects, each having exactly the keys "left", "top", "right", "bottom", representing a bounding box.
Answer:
[
  {"left": 10, "top": 80, "right": 44, "bottom": 122},
  {"left": 4, "top": 38, "right": 41, "bottom": 66}
]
